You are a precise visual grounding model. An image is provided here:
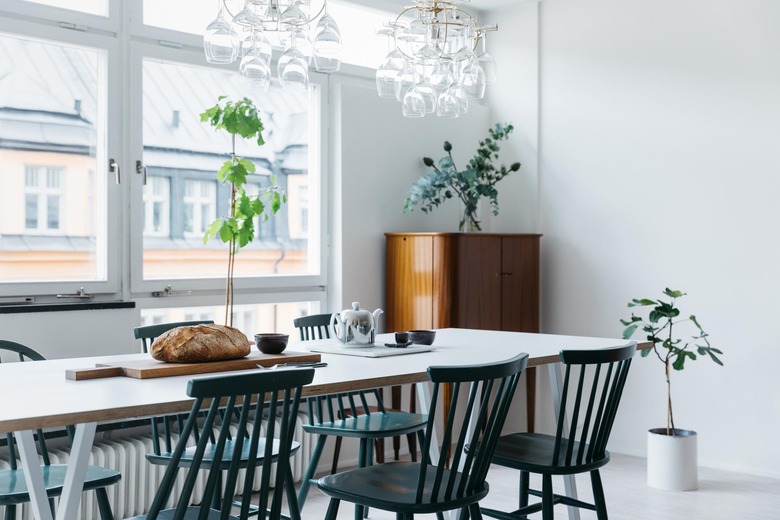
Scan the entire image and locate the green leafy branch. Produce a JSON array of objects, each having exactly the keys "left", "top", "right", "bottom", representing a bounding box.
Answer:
[
  {"left": 621, "top": 288, "right": 723, "bottom": 434},
  {"left": 199, "top": 97, "right": 286, "bottom": 326},
  {"left": 404, "top": 123, "right": 521, "bottom": 231}
]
